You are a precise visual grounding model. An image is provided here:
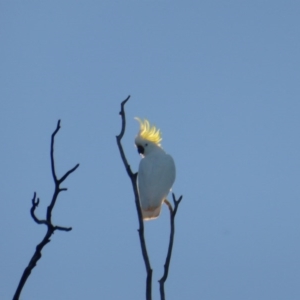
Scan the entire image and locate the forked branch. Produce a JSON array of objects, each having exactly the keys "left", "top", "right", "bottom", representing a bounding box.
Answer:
[
  {"left": 13, "top": 120, "right": 79, "bottom": 300},
  {"left": 159, "top": 194, "right": 183, "bottom": 300},
  {"left": 116, "top": 96, "right": 153, "bottom": 300}
]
